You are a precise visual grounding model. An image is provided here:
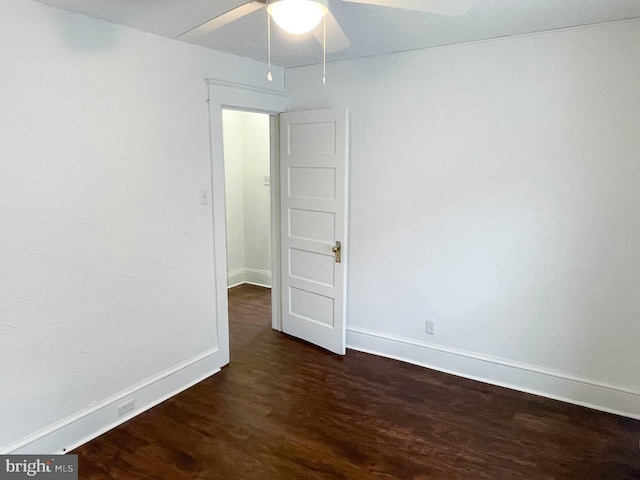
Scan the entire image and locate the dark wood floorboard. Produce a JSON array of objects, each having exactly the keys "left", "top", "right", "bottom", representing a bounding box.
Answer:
[{"left": 73, "top": 284, "right": 640, "bottom": 479}]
